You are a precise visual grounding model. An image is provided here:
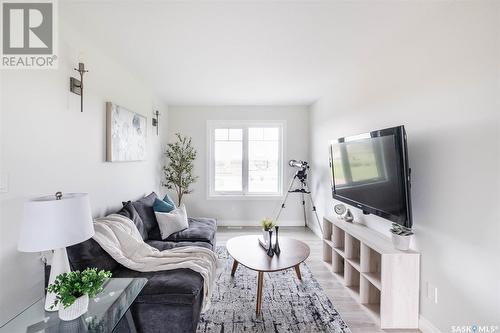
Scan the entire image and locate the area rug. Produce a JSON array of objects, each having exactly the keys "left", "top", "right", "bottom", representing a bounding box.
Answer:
[{"left": 197, "top": 247, "right": 351, "bottom": 333}]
